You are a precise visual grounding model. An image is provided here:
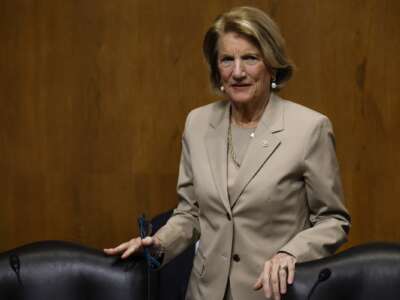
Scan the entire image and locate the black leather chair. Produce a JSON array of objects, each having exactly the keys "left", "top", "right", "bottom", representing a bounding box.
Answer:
[
  {"left": 0, "top": 240, "right": 148, "bottom": 300},
  {"left": 1, "top": 232, "right": 399, "bottom": 300},
  {"left": 0, "top": 210, "right": 191, "bottom": 300},
  {"left": 284, "top": 242, "right": 400, "bottom": 300}
]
